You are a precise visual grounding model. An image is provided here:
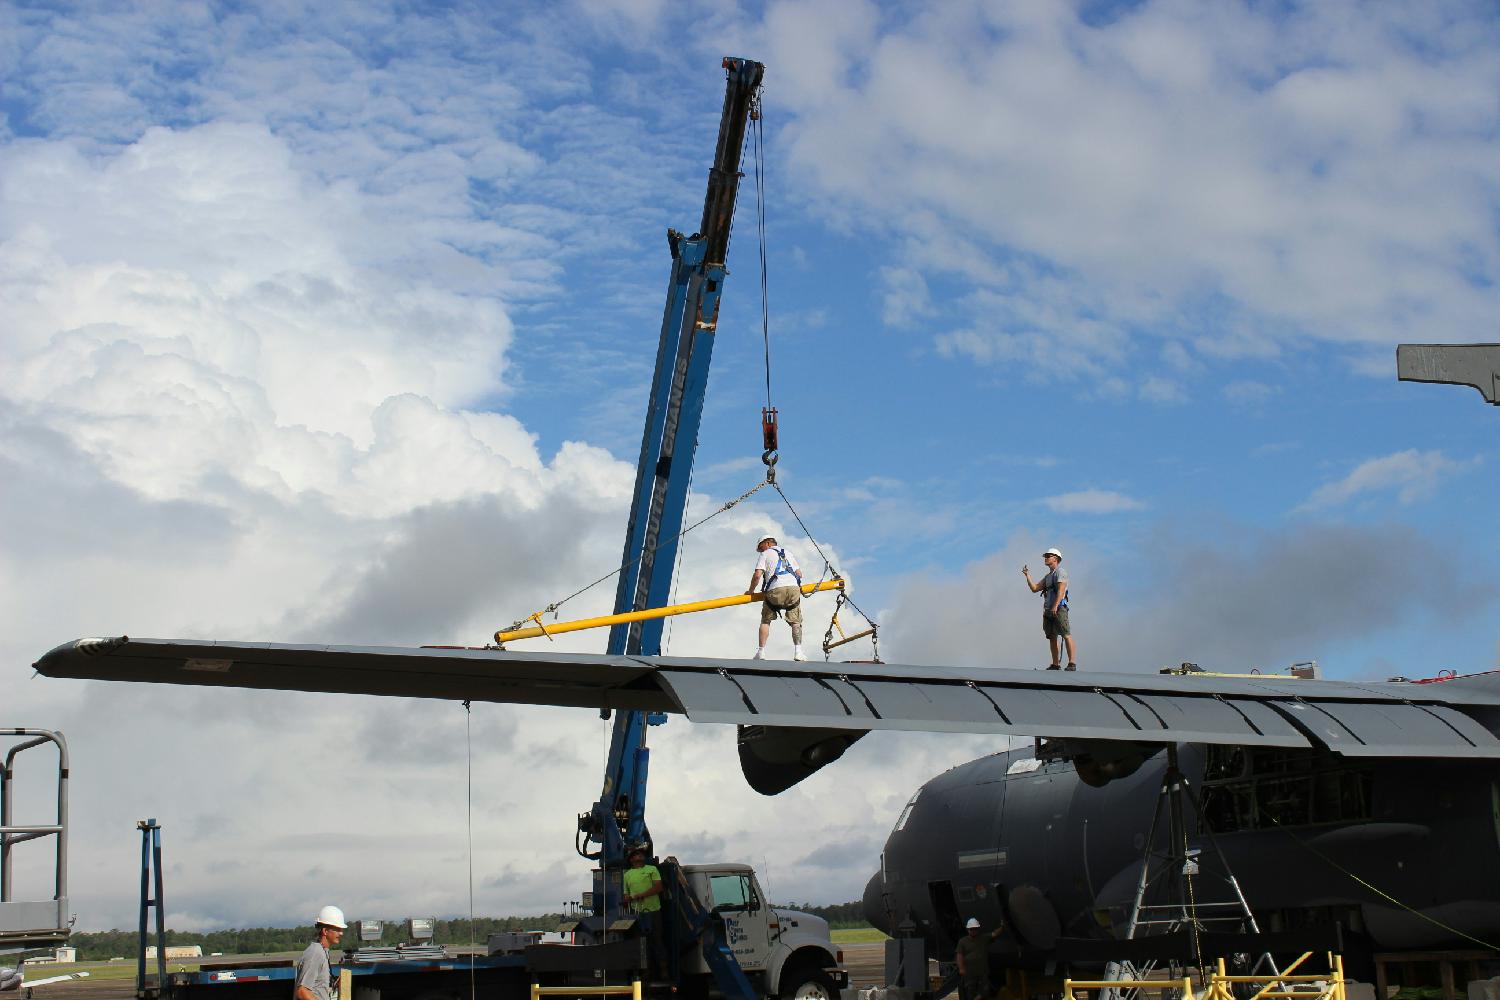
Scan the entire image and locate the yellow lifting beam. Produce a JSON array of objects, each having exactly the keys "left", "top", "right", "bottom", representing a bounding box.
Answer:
[{"left": 496, "top": 580, "right": 845, "bottom": 645}]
